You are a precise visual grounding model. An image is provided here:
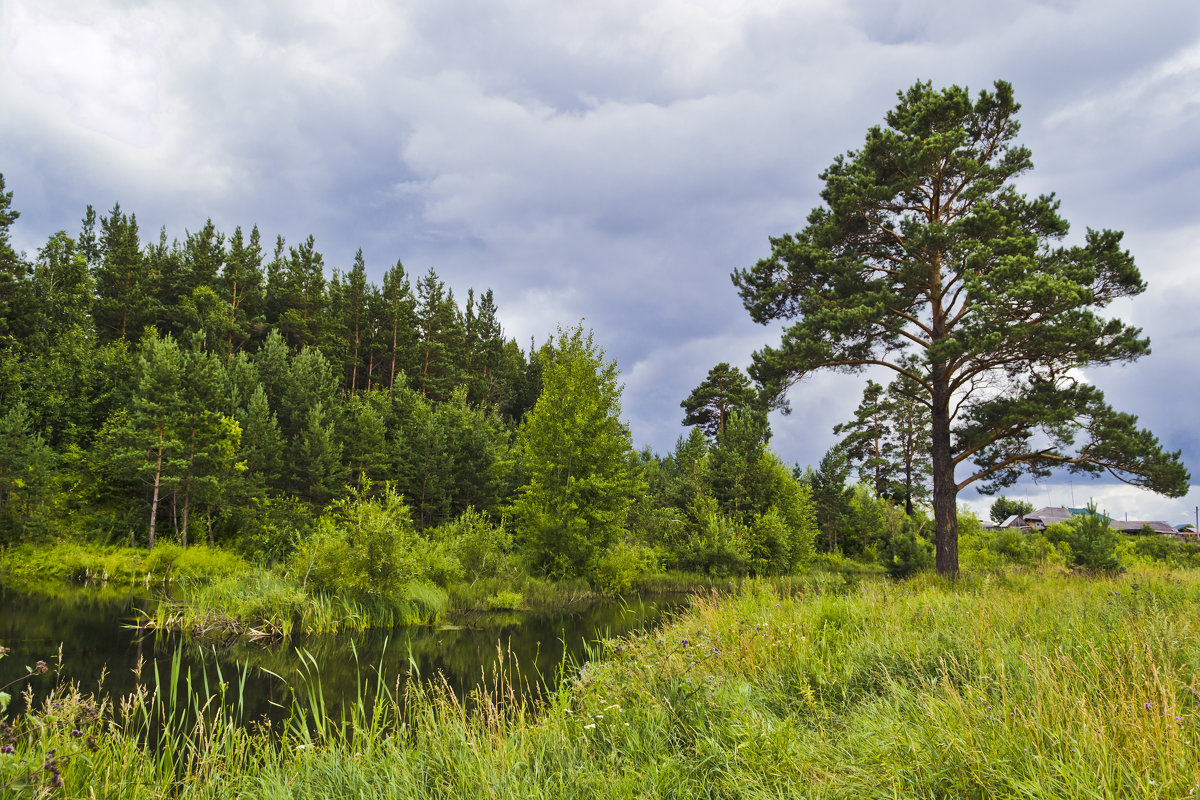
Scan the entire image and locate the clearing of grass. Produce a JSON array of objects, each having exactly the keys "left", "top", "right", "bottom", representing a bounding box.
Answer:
[{"left": 5, "top": 566, "right": 1200, "bottom": 798}]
